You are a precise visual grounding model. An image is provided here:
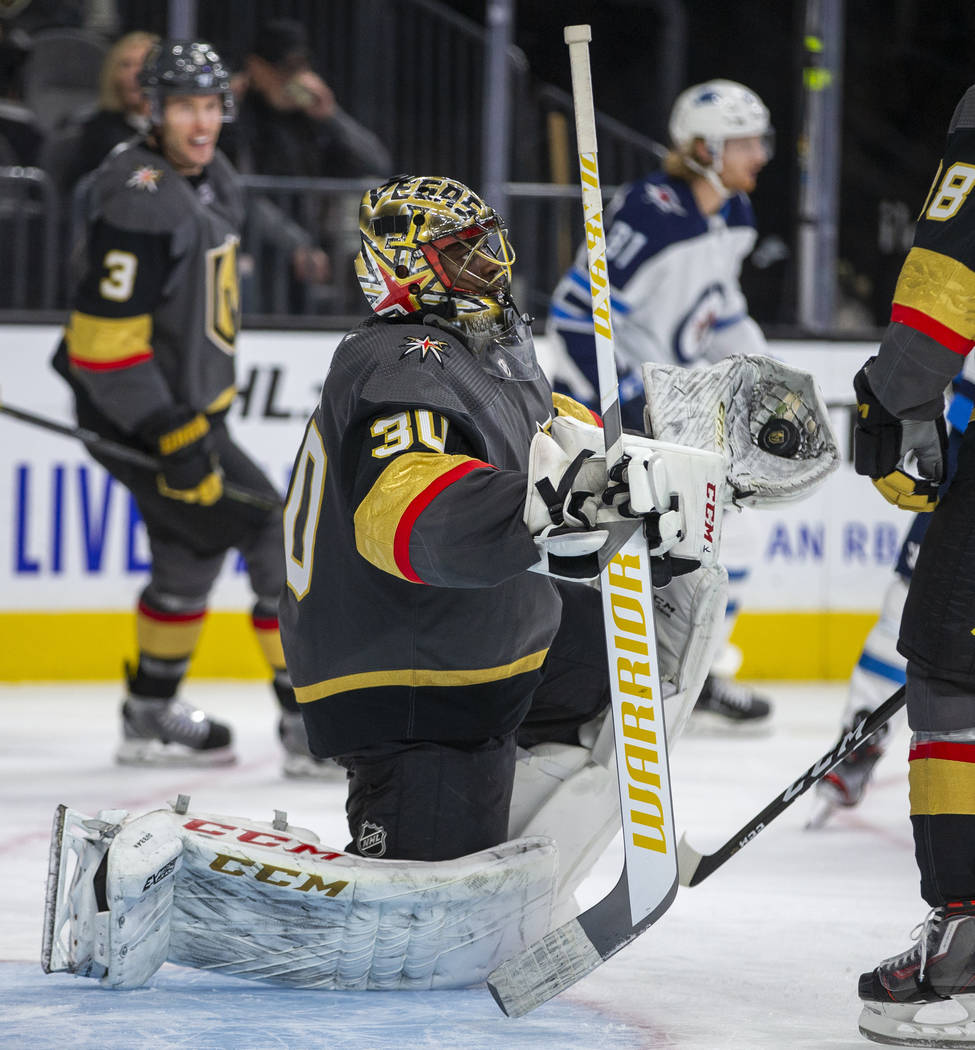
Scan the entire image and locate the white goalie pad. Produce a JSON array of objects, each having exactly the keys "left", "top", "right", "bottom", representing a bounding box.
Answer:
[
  {"left": 655, "top": 562, "right": 730, "bottom": 740},
  {"left": 42, "top": 799, "right": 557, "bottom": 991},
  {"left": 642, "top": 354, "right": 839, "bottom": 506},
  {"left": 508, "top": 710, "right": 619, "bottom": 919},
  {"left": 43, "top": 804, "right": 182, "bottom": 988}
]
